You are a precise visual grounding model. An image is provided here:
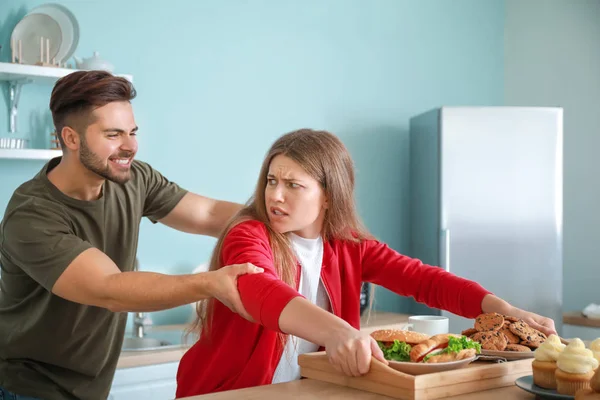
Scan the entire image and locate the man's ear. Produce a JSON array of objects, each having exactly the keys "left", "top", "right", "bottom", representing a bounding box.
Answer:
[{"left": 61, "top": 126, "right": 81, "bottom": 151}]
